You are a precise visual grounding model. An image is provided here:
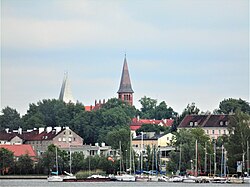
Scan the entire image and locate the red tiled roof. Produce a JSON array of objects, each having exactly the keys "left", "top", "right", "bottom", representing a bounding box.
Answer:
[
  {"left": 0, "top": 144, "right": 36, "bottom": 157},
  {"left": 130, "top": 118, "right": 174, "bottom": 131}
]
